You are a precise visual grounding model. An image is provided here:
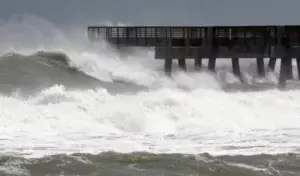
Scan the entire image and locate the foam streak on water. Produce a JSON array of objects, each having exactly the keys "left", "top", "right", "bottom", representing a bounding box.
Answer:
[{"left": 0, "top": 14, "right": 300, "bottom": 160}]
